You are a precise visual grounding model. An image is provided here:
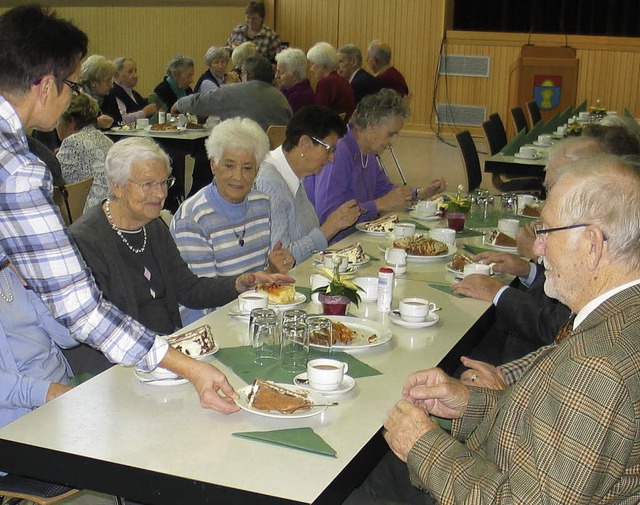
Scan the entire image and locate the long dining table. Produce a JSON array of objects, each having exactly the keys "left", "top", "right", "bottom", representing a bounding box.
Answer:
[{"left": 0, "top": 211, "right": 512, "bottom": 504}]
